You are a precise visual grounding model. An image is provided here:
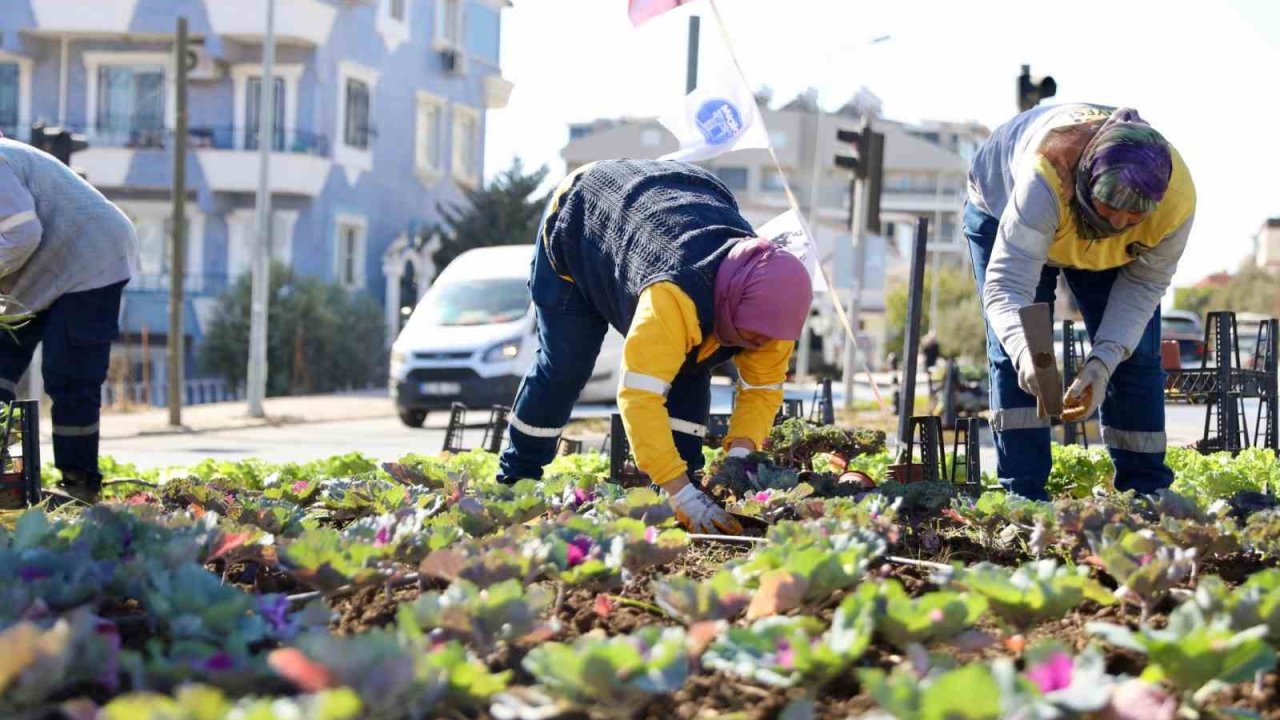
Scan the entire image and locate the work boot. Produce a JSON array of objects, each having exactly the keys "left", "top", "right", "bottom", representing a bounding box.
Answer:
[{"left": 57, "top": 469, "right": 103, "bottom": 505}]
